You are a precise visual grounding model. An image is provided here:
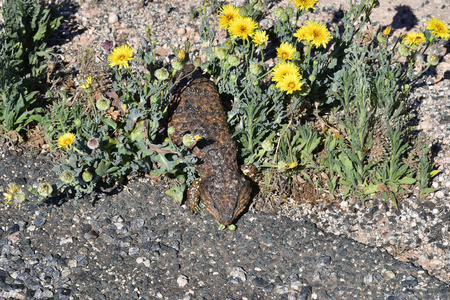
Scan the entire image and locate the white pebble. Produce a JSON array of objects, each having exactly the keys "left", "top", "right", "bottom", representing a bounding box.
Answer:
[
  {"left": 108, "top": 12, "right": 119, "bottom": 24},
  {"left": 177, "top": 275, "right": 189, "bottom": 287},
  {"left": 435, "top": 190, "right": 445, "bottom": 198},
  {"left": 177, "top": 27, "right": 186, "bottom": 35}
]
